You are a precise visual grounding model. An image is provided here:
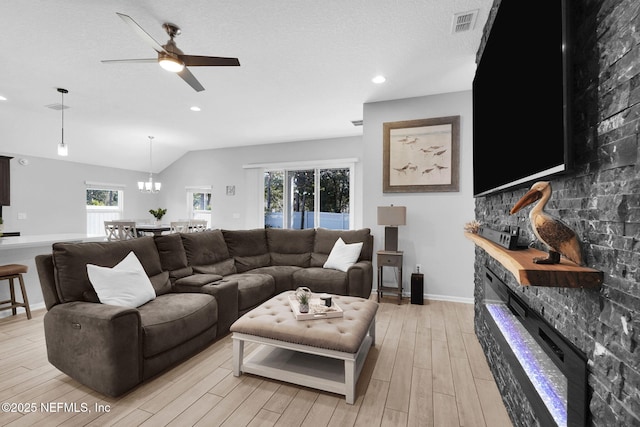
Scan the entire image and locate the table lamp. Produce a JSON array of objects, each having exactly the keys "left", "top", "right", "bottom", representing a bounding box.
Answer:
[{"left": 377, "top": 205, "right": 406, "bottom": 252}]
